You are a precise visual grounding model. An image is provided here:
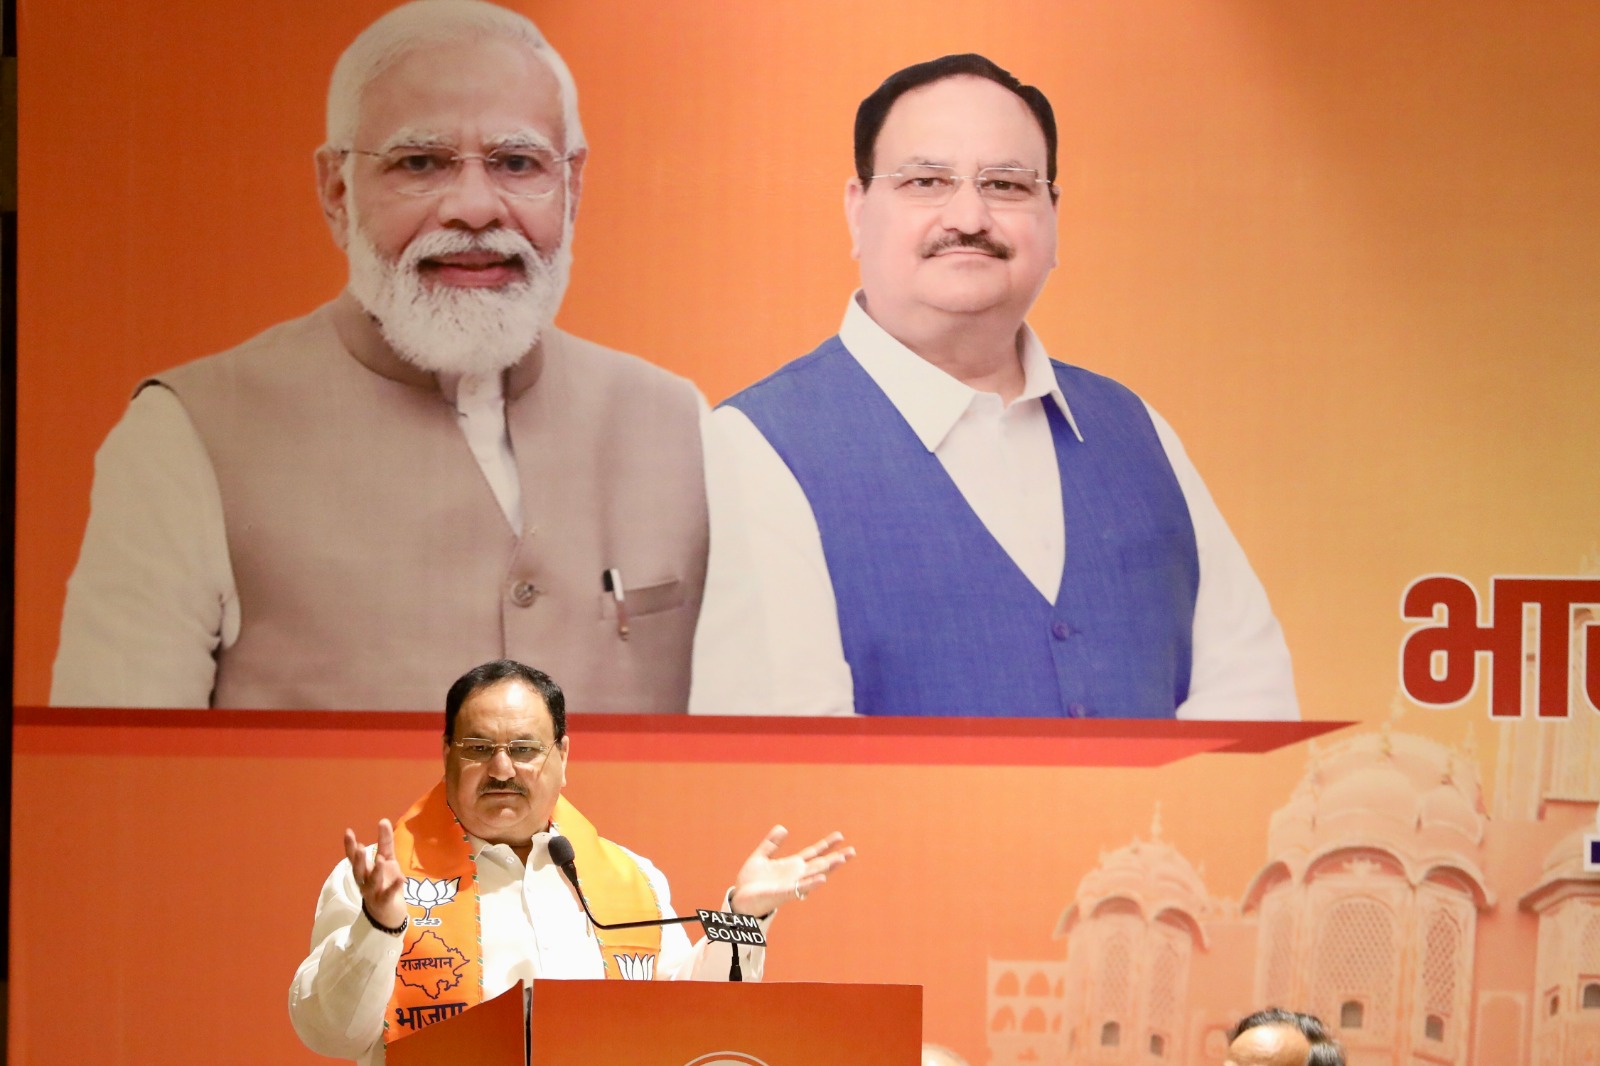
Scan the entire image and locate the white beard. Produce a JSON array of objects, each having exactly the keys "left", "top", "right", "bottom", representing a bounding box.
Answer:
[{"left": 346, "top": 215, "right": 572, "bottom": 378}]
